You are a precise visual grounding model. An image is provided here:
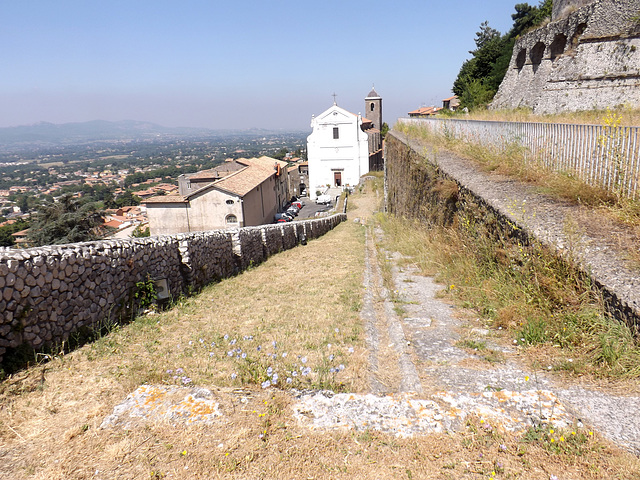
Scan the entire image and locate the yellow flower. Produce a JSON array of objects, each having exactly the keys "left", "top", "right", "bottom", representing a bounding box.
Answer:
[
  {"left": 181, "top": 450, "right": 187, "bottom": 456},
  {"left": 550, "top": 438, "right": 555, "bottom": 443},
  {"left": 589, "top": 431, "right": 593, "bottom": 436},
  {"left": 560, "top": 436, "right": 565, "bottom": 442},
  {"left": 549, "top": 429, "right": 554, "bottom": 434},
  {"left": 524, "top": 376, "right": 529, "bottom": 382},
  {"left": 571, "top": 431, "right": 576, "bottom": 435}
]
